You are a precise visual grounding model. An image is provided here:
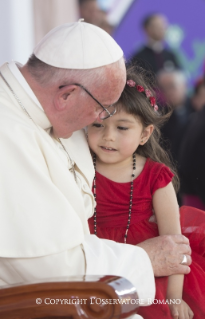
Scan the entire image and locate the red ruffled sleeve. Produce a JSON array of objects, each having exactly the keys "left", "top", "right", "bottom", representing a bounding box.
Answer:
[{"left": 150, "top": 163, "right": 174, "bottom": 195}]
